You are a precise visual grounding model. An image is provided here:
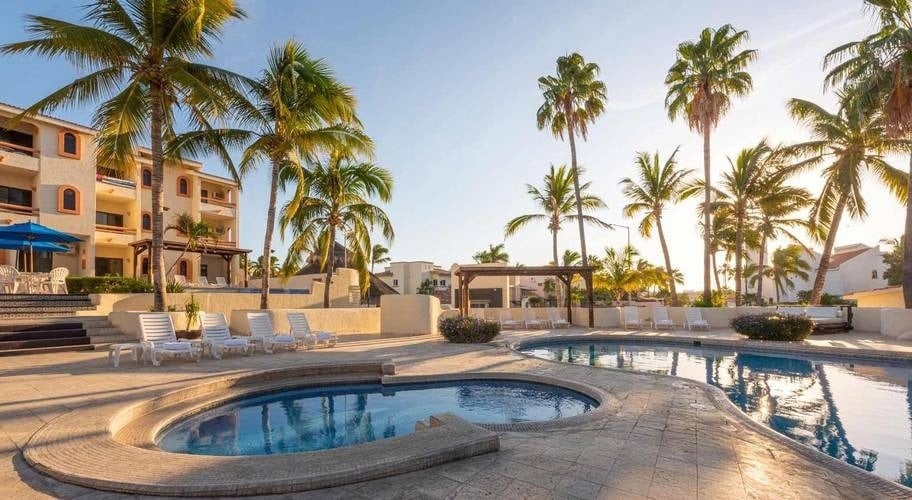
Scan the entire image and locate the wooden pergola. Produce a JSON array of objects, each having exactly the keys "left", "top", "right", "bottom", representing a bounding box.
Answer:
[
  {"left": 454, "top": 265, "right": 596, "bottom": 327},
  {"left": 129, "top": 239, "right": 252, "bottom": 286}
]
